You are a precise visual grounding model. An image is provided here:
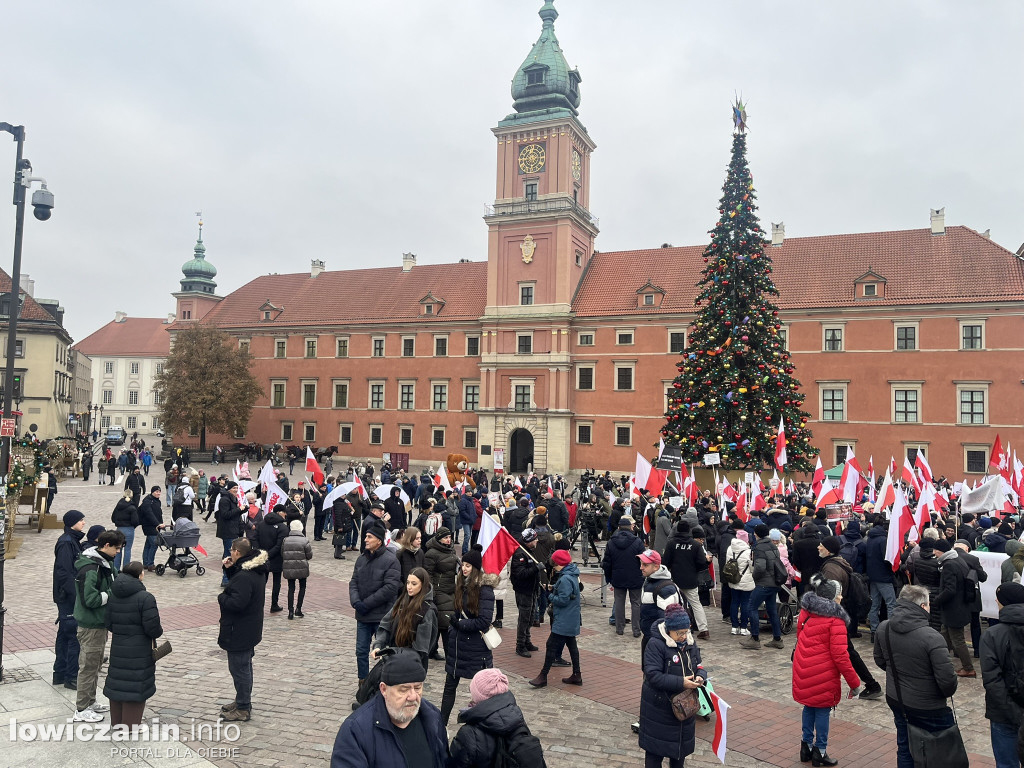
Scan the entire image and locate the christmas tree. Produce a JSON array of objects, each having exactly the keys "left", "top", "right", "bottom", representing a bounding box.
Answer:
[{"left": 662, "top": 102, "right": 817, "bottom": 473}]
